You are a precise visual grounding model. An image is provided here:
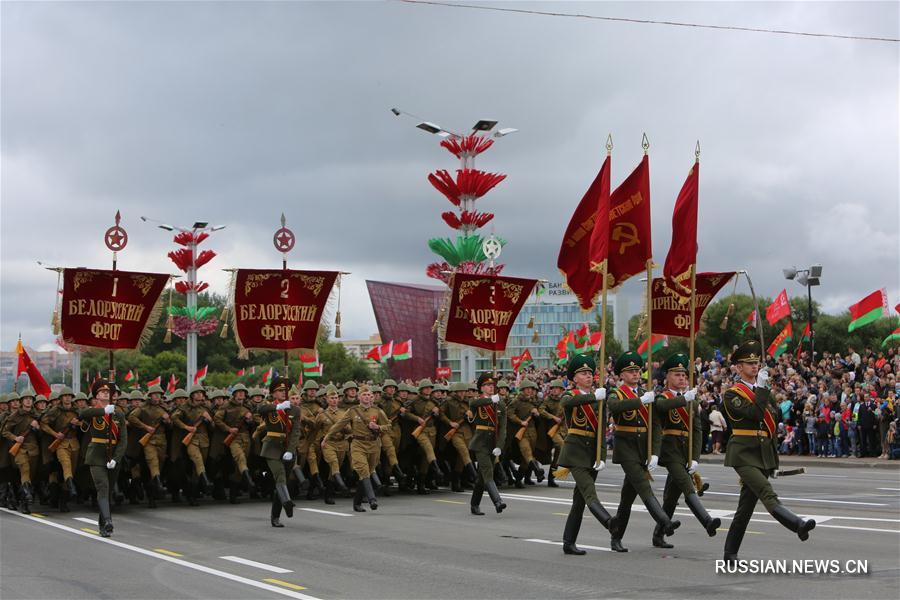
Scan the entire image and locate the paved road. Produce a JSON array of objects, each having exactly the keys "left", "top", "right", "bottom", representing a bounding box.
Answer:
[{"left": 2, "top": 463, "right": 898, "bottom": 600}]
